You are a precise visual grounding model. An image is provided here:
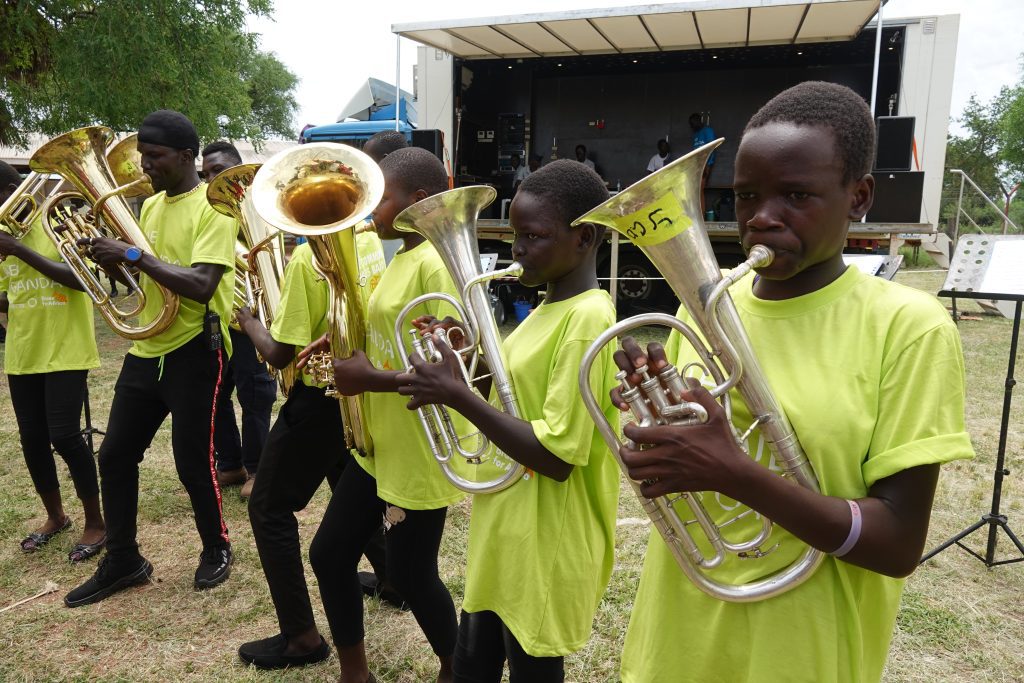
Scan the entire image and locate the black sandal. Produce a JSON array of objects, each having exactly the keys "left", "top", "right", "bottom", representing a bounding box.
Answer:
[
  {"left": 20, "top": 517, "right": 72, "bottom": 553},
  {"left": 69, "top": 535, "right": 107, "bottom": 563}
]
